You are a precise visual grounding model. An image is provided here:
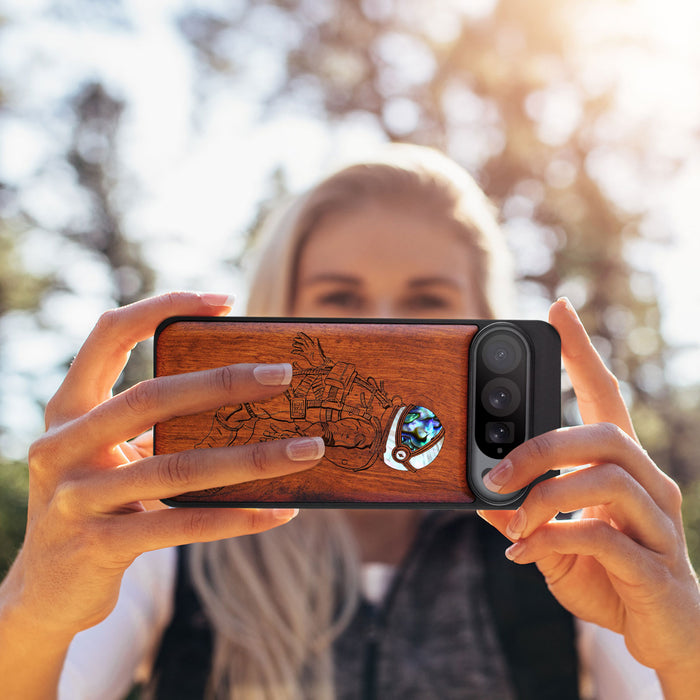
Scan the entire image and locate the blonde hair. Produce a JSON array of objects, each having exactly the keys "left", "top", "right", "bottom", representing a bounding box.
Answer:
[
  {"left": 189, "top": 512, "right": 359, "bottom": 700},
  {"left": 189, "top": 144, "right": 514, "bottom": 699},
  {"left": 246, "top": 143, "right": 514, "bottom": 318}
]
